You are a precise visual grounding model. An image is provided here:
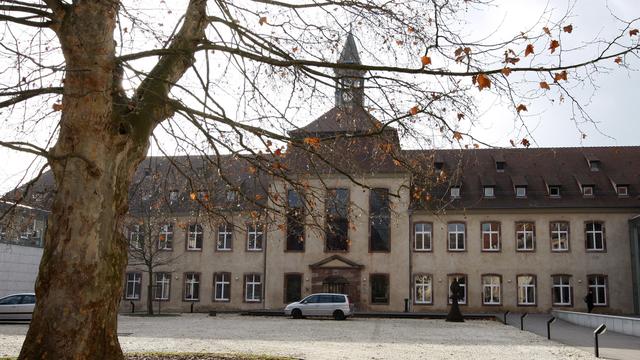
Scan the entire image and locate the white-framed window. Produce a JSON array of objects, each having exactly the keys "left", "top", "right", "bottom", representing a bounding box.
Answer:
[
  {"left": 585, "top": 221, "right": 605, "bottom": 251},
  {"left": 0, "top": 224, "right": 6, "bottom": 241},
  {"left": 448, "top": 274, "right": 467, "bottom": 305},
  {"left": 129, "top": 224, "right": 144, "bottom": 249},
  {"left": 414, "top": 223, "right": 432, "bottom": 251},
  {"left": 515, "top": 186, "right": 527, "bottom": 198},
  {"left": 247, "top": 223, "right": 263, "bottom": 251},
  {"left": 482, "top": 275, "right": 501, "bottom": 305},
  {"left": 617, "top": 185, "right": 628, "bottom": 196},
  {"left": 552, "top": 275, "right": 572, "bottom": 306},
  {"left": 481, "top": 222, "right": 500, "bottom": 251},
  {"left": 245, "top": 274, "right": 262, "bottom": 302},
  {"left": 214, "top": 272, "right": 231, "bottom": 301},
  {"left": 483, "top": 186, "right": 495, "bottom": 198},
  {"left": 414, "top": 274, "right": 433, "bottom": 304},
  {"left": 582, "top": 185, "right": 594, "bottom": 196},
  {"left": 226, "top": 189, "right": 238, "bottom": 202},
  {"left": 169, "top": 190, "right": 179, "bottom": 202},
  {"left": 516, "top": 222, "right": 535, "bottom": 251},
  {"left": 450, "top": 187, "right": 461, "bottom": 199},
  {"left": 549, "top": 186, "right": 561, "bottom": 197},
  {"left": 125, "top": 272, "right": 141, "bottom": 300},
  {"left": 187, "top": 223, "right": 203, "bottom": 250},
  {"left": 517, "top": 275, "right": 536, "bottom": 305},
  {"left": 158, "top": 223, "right": 173, "bottom": 250},
  {"left": 588, "top": 275, "right": 607, "bottom": 306},
  {"left": 217, "top": 223, "right": 233, "bottom": 251},
  {"left": 447, "top": 223, "right": 465, "bottom": 251},
  {"left": 153, "top": 272, "right": 171, "bottom": 300},
  {"left": 184, "top": 273, "right": 200, "bottom": 301},
  {"left": 550, "top": 222, "right": 569, "bottom": 251}
]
